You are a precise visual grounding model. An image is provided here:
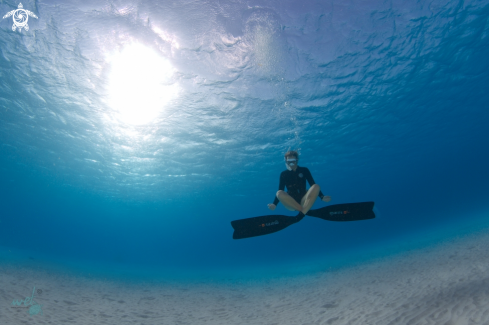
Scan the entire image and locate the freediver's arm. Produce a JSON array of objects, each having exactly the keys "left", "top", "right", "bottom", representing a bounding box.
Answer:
[{"left": 268, "top": 172, "right": 286, "bottom": 210}]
